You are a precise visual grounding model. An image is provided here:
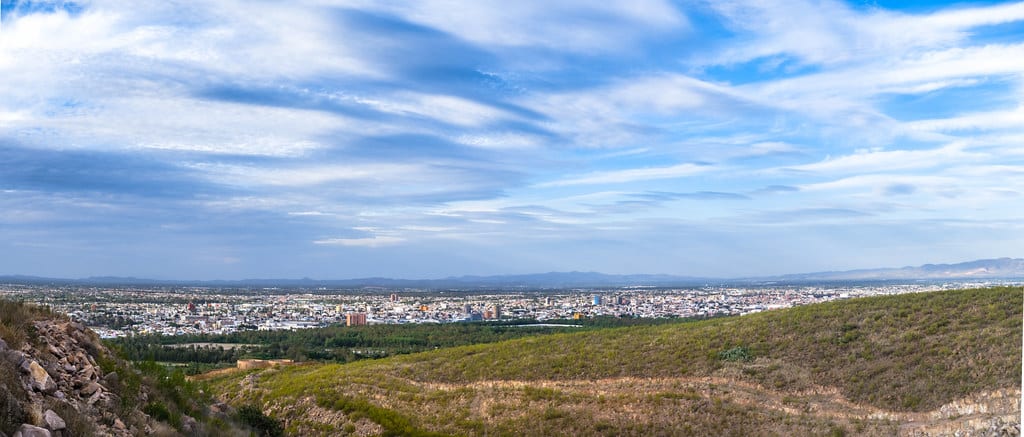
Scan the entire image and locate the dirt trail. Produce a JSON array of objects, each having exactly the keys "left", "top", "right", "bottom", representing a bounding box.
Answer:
[{"left": 421, "top": 376, "right": 1021, "bottom": 436}]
